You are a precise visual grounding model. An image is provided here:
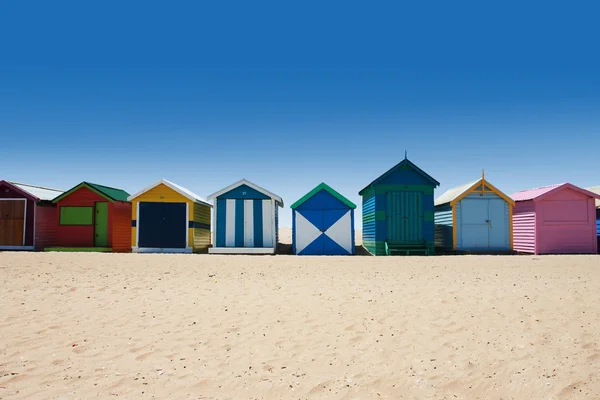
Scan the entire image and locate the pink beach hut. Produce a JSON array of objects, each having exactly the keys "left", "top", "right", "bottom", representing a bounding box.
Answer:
[{"left": 511, "top": 183, "right": 600, "bottom": 254}]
